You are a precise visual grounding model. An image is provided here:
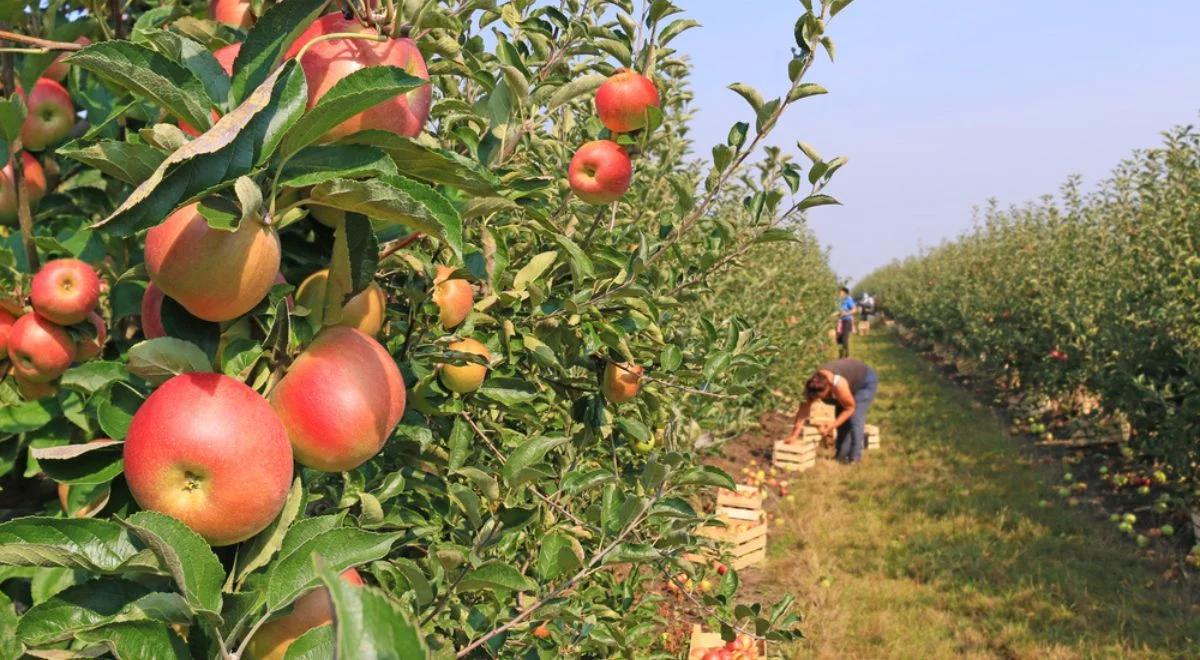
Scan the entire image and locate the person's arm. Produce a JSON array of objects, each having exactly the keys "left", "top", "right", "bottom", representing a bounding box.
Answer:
[
  {"left": 786, "top": 399, "right": 814, "bottom": 441},
  {"left": 817, "top": 380, "right": 856, "bottom": 435}
]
